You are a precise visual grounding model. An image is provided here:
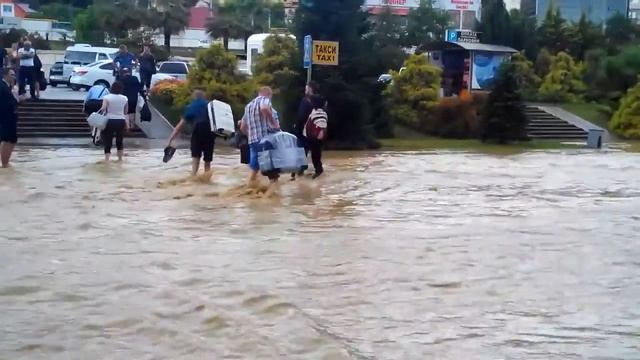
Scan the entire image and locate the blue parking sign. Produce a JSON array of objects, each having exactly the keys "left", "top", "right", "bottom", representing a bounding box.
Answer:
[
  {"left": 447, "top": 30, "right": 458, "bottom": 42},
  {"left": 303, "top": 35, "right": 312, "bottom": 69}
]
